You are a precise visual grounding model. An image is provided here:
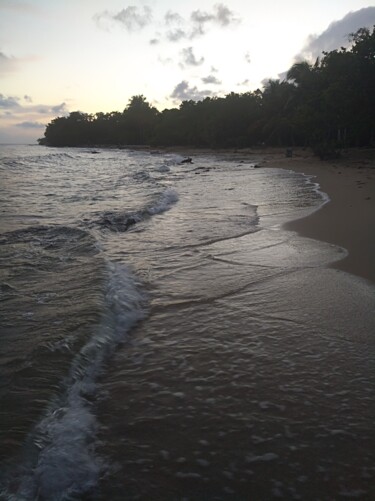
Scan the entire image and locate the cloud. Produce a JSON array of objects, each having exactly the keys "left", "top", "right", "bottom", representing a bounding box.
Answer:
[
  {"left": 202, "top": 75, "right": 222, "bottom": 85},
  {"left": 34, "top": 102, "right": 68, "bottom": 115},
  {"left": 213, "top": 3, "right": 238, "bottom": 27},
  {"left": 167, "top": 29, "right": 188, "bottom": 42},
  {"left": 0, "top": 94, "right": 68, "bottom": 118},
  {"left": 95, "top": 4, "right": 239, "bottom": 43},
  {"left": 151, "top": 4, "right": 240, "bottom": 44},
  {"left": 190, "top": 3, "right": 239, "bottom": 37},
  {"left": 149, "top": 38, "right": 160, "bottom": 45},
  {"left": 0, "top": 94, "right": 20, "bottom": 109},
  {"left": 171, "top": 80, "right": 212, "bottom": 102},
  {"left": 180, "top": 47, "right": 204, "bottom": 66},
  {"left": 114, "top": 6, "right": 152, "bottom": 30},
  {"left": 297, "top": 7, "right": 375, "bottom": 62},
  {"left": 0, "top": 97, "right": 69, "bottom": 143},
  {"left": 94, "top": 6, "right": 152, "bottom": 32},
  {"left": 239, "top": 79, "right": 250, "bottom": 85},
  {"left": 0, "top": 92, "right": 67, "bottom": 143},
  {"left": 15, "top": 121, "right": 45, "bottom": 129},
  {"left": 165, "top": 10, "right": 183, "bottom": 26},
  {"left": 245, "top": 52, "right": 251, "bottom": 64},
  {"left": 51, "top": 102, "right": 67, "bottom": 114}
]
